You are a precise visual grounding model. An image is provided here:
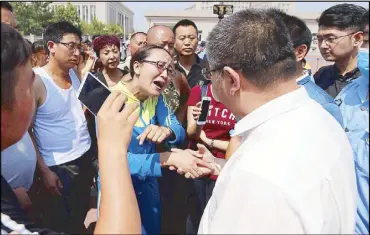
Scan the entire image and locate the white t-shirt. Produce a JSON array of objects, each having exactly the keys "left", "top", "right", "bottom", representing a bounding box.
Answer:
[
  {"left": 33, "top": 68, "right": 91, "bottom": 166},
  {"left": 199, "top": 87, "right": 357, "bottom": 234}
]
